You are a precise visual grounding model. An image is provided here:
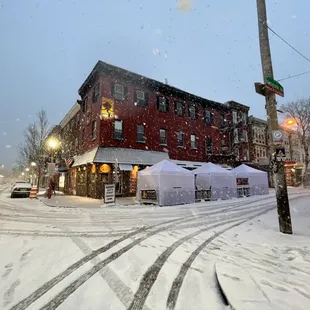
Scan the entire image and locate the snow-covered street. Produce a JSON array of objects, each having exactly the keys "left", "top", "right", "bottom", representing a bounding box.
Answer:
[{"left": 1, "top": 186, "right": 310, "bottom": 310}]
